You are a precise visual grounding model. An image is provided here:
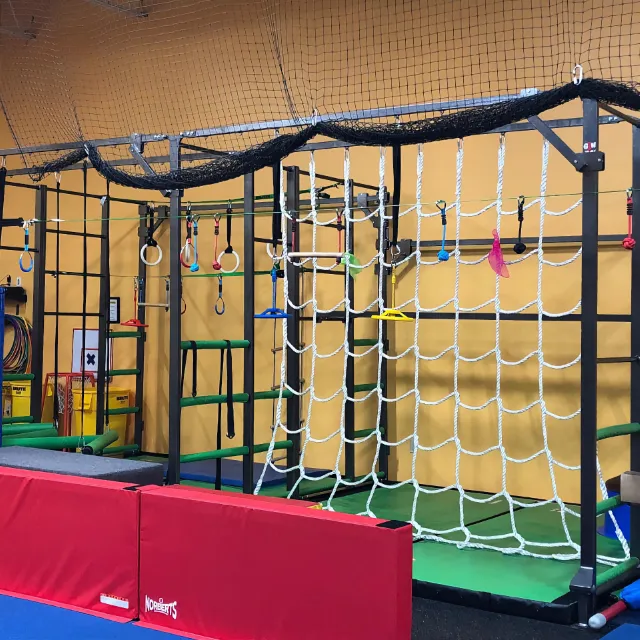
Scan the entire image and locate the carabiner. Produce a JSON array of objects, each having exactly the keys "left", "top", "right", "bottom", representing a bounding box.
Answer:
[{"left": 215, "top": 275, "right": 225, "bottom": 315}]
